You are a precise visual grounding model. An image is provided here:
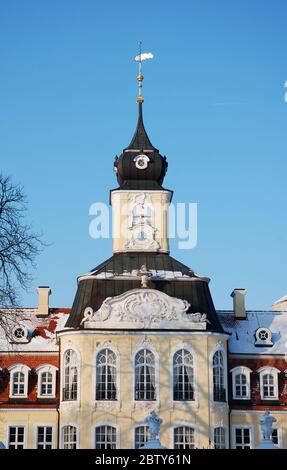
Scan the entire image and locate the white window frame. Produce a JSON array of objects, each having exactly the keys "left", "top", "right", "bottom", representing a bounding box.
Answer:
[
  {"left": 35, "top": 364, "right": 58, "bottom": 398},
  {"left": 61, "top": 424, "right": 79, "bottom": 449},
  {"left": 230, "top": 366, "right": 252, "bottom": 400},
  {"left": 8, "top": 364, "right": 31, "bottom": 398},
  {"left": 34, "top": 424, "right": 55, "bottom": 449},
  {"left": 232, "top": 425, "right": 254, "bottom": 449},
  {"left": 132, "top": 343, "right": 159, "bottom": 406},
  {"left": 133, "top": 424, "right": 149, "bottom": 449},
  {"left": 93, "top": 423, "right": 119, "bottom": 449},
  {"left": 212, "top": 425, "right": 228, "bottom": 449},
  {"left": 171, "top": 344, "right": 197, "bottom": 404},
  {"left": 171, "top": 423, "right": 197, "bottom": 449},
  {"left": 61, "top": 347, "right": 81, "bottom": 403},
  {"left": 257, "top": 367, "right": 280, "bottom": 400},
  {"left": 209, "top": 343, "right": 228, "bottom": 405},
  {"left": 94, "top": 342, "right": 120, "bottom": 404},
  {"left": 7, "top": 424, "right": 27, "bottom": 449}
]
